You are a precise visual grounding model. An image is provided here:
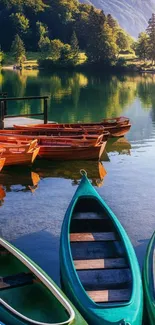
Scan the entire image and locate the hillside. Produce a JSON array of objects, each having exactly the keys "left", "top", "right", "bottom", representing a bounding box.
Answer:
[{"left": 80, "top": 0, "right": 155, "bottom": 37}]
